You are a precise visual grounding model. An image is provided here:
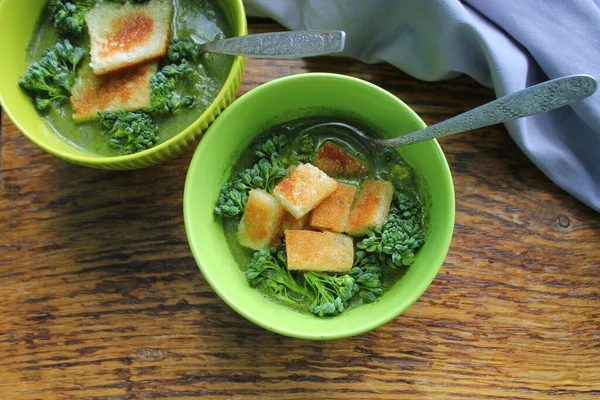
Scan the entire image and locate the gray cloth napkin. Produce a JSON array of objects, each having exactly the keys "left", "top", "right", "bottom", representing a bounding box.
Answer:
[{"left": 244, "top": 0, "right": 600, "bottom": 212}]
